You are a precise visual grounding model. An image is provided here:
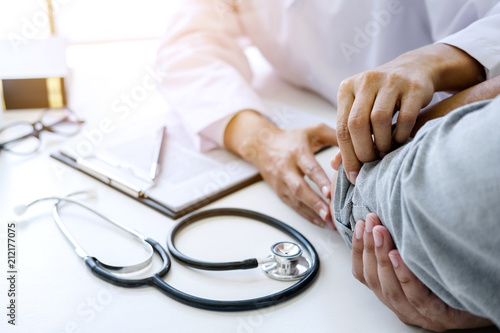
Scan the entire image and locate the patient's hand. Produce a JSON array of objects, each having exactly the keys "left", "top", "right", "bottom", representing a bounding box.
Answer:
[{"left": 352, "top": 213, "right": 493, "bottom": 331}]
